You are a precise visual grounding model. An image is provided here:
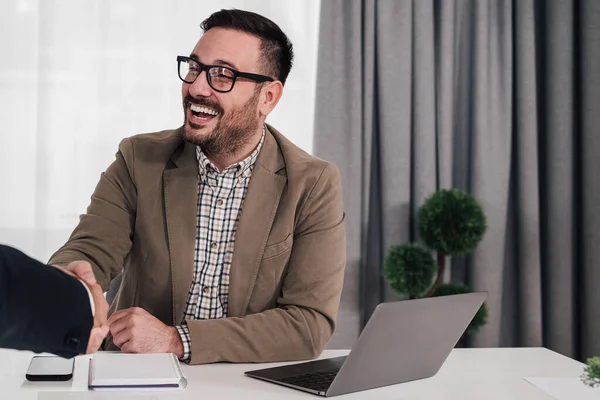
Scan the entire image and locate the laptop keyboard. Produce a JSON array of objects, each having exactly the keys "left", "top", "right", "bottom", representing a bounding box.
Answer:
[{"left": 279, "top": 369, "right": 339, "bottom": 392}]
